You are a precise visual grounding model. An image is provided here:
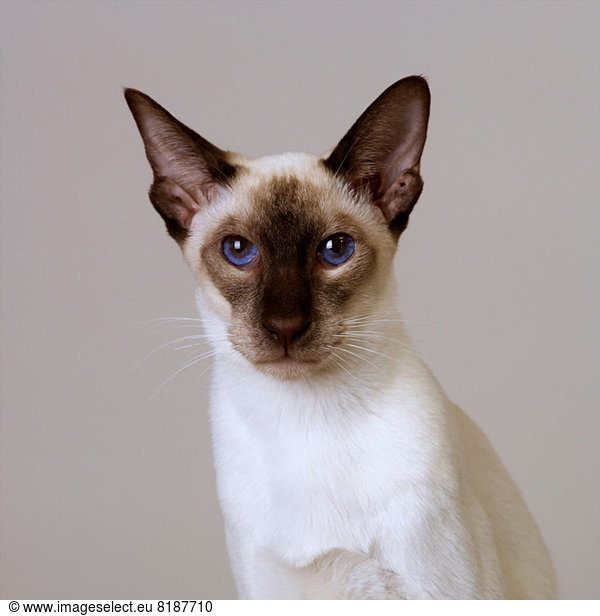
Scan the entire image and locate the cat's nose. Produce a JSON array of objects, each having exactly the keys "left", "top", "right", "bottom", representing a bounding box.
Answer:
[{"left": 262, "top": 317, "right": 311, "bottom": 349}]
